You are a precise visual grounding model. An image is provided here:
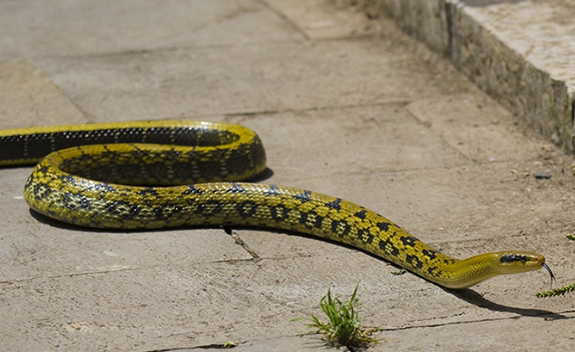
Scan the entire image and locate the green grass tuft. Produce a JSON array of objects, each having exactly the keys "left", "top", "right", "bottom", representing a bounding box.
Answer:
[
  {"left": 536, "top": 282, "right": 575, "bottom": 298},
  {"left": 222, "top": 341, "right": 237, "bottom": 348},
  {"left": 293, "top": 283, "right": 381, "bottom": 348},
  {"left": 536, "top": 233, "right": 575, "bottom": 298}
]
